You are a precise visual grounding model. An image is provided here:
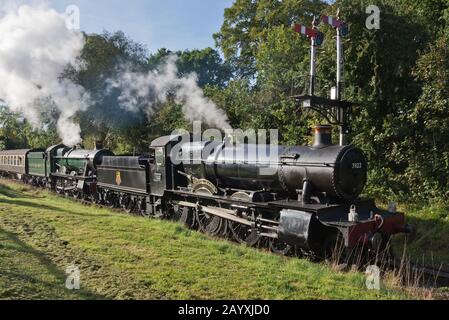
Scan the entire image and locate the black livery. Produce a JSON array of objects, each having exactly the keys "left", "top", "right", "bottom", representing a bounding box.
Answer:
[{"left": 0, "top": 127, "right": 409, "bottom": 257}]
